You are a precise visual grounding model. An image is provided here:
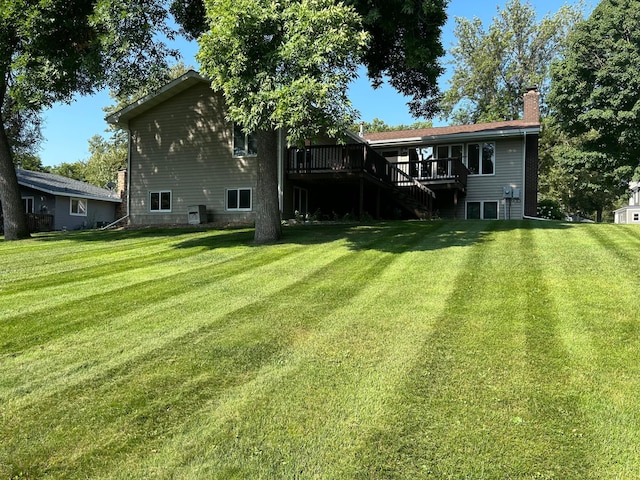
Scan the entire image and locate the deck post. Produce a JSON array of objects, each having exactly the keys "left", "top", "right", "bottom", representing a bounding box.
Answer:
[{"left": 359, "top": 178, "right": 364, "bottom": 218}]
